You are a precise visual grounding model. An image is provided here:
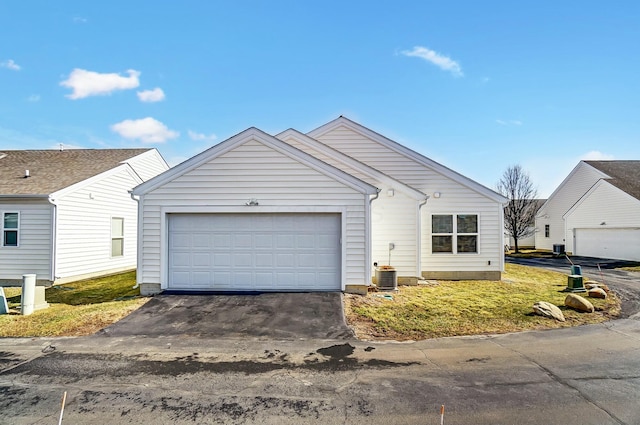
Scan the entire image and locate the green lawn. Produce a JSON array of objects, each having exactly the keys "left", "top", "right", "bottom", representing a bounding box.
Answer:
[
  {"left": 345, "top": 263, "right": 620, "bottom": 340},
  {"left": 0, "top": 271, "right": 147, "bottom": 337}
]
